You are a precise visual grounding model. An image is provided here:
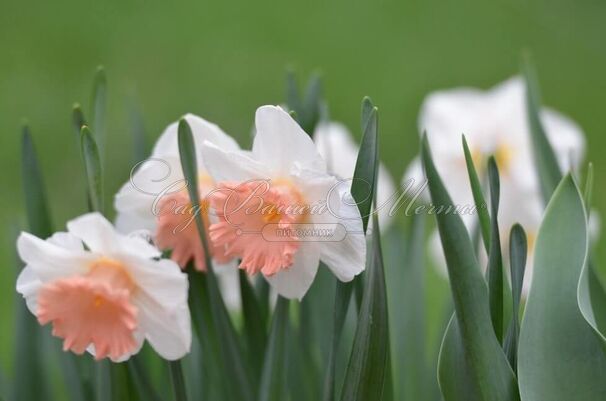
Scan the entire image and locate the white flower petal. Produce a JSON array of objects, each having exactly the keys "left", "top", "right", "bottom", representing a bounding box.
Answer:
[
  {"left": 265, "top": 242, "right": 320, "bottom": 300},
  {"left": 16, "top": 266, "right": 42, "bottom": 314},
  {"left": 114, "top": 156, "right": 185, "bottom": 233},
  {"left": 137, "top": 294, "right": 191, "bottom": 360},
  {"left": 253, "top": 105, "right": 326, "bottom": 174},
  {"left": 124, "top": 256, "right": 188, "bottom": 309},
  {"left": 152, "top": 113, "right": 239, "bottom": 159},
  {"left": 200, "top": 141, "right": 270, "bottom": 182},
  {"left": 67, "top": 212, "right": 121, "bottom": 254},
  {"left": 17, "top": 232, "right": 91, "bottom": 282},
  {"left": 318, "top": 191, "right": 366, "bottom": 282}
]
